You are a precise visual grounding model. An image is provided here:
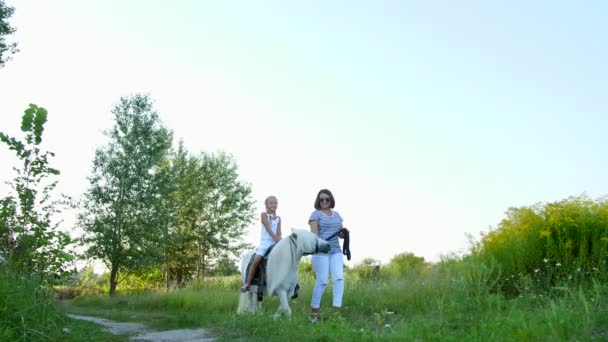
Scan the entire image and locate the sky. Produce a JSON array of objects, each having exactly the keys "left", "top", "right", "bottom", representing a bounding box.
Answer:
[{"left": 1, "top": 1, "right": 607, "bottom": 270}]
